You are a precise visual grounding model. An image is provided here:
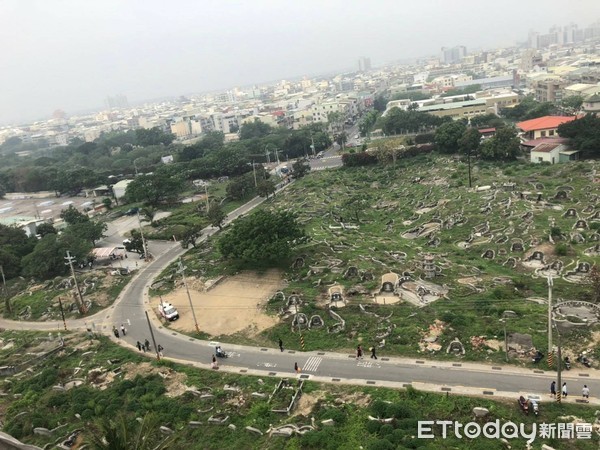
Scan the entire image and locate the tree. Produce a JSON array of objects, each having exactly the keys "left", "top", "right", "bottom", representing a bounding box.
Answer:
[
  {"left": 561, "top": 95, "right": 584, "bottom": 113},
  {"left": 479, "top": 127, "right": 521, "bottom": 161},
  {"left": 36, "top": 222, "right": 57, "bottom": 238},
  {"left": 60, "top": 205, "right": 89, "bottom": 225},
  {"left": 226, "top": 175, "right": 255, "bottom": 200},
  {"left": 458, "top": 128, "right": 482, "bottom": 156},
  {"left": 135, "top": 127, "right": 175, "bottom": 146},
  {"left": 239, "top": 119, "right": 274, "bottom": 140},
  {"left": 218, "top": 210, "right": 306, "bottom": 265},
  {"left": 558, "top": 114, "right": 600, "bottom": 157},
  {"left": 88, "top": 413, "right": 173, "bottom": 450},
  {"left": 69, "top": 220, "right": 108, "bottom": 245},
  {"left": 434, "top": 121, "right": 467, "bottom": 153},
  {"left": 180, "top": 224, "right": 203, "bottom": 249},
  {"left": 125, "top": 172, "right": 184, "bottom": 207},
  {"left": 291, "top": 159, "right": 310, "bottom": 179},
  {"left": 256, "top": 179, "right": 276, "bottom": 198},
  {"left": 140, "top": 207, "right": 157, "bottom": 226},
  {"left": 207, "top": 203, "right": 226, "bottom": 229},
  {"left": 124, "top": 232, "right": 144, "bottom": 255},
  {"left": 335, "top": 131, "right": 348, "bottom": 148},
  {"left": 22, "top": 233, "right": 92, "bottom": 280}
]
